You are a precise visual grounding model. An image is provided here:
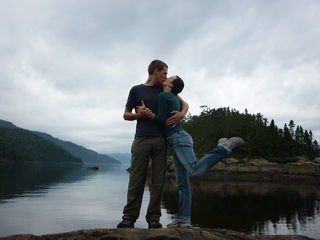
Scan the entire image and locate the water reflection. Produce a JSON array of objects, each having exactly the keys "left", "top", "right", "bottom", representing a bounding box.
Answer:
[
  {"left": 162, "top": 177, "right": 320, "bottom": 237},
  {"left": 0, "top": 163, "right": 95, "bottom": 203},
  {"left": 0, "top": 163, "right": 128, "bottom": 237},
  {"left": 1, "top": 163, "right": 320, "bottom": 238}
]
